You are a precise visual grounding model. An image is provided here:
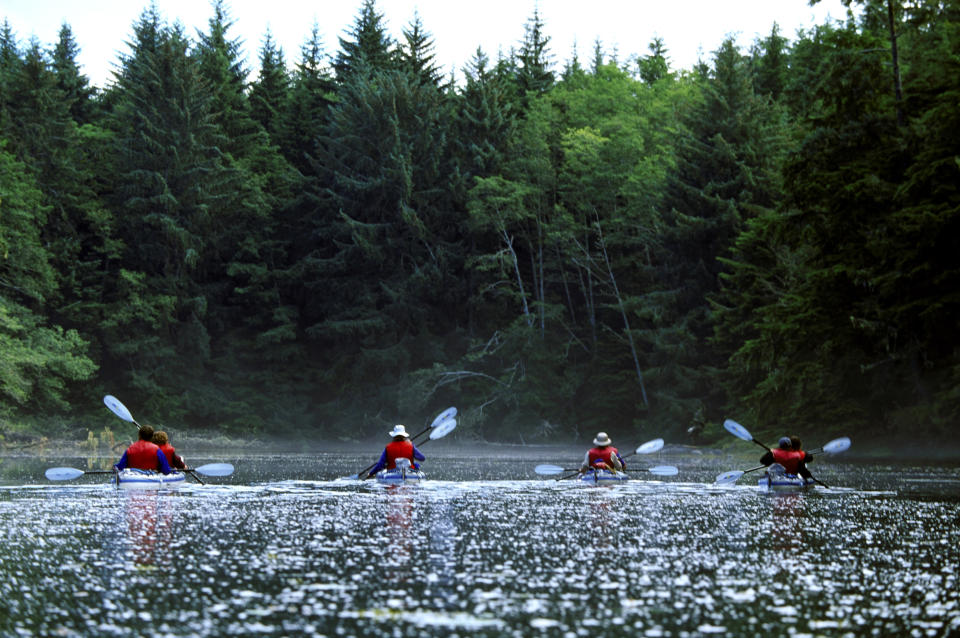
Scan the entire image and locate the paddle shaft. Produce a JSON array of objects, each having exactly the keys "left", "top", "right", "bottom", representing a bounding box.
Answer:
[{"left": 186, "top": 469, "right": 205, "bottom": 485}]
